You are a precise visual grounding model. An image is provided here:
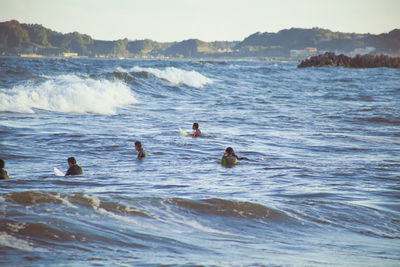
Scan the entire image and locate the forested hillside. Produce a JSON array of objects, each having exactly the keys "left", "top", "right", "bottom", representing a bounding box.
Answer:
[{"left": 1, "top": 20, "right": 399, "bottom": 58}]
